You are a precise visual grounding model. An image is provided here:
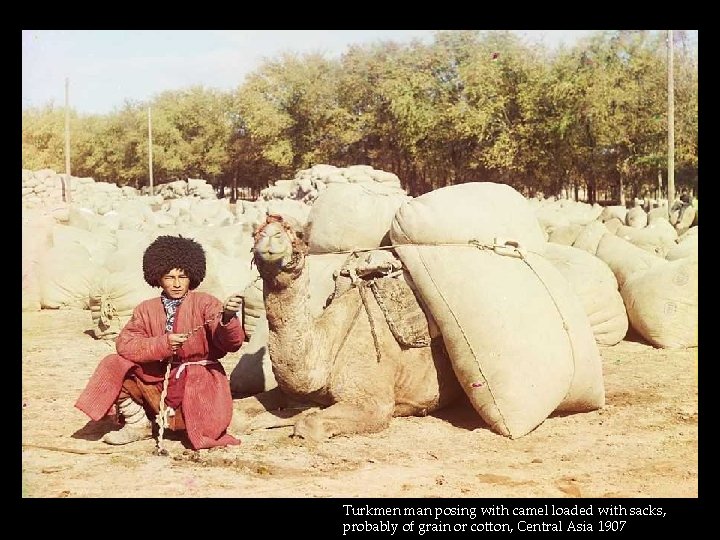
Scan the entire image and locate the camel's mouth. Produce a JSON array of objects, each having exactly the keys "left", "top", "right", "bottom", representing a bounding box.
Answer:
[{"left": 254, "top": 248, "right": 292, "bottom": 267}]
